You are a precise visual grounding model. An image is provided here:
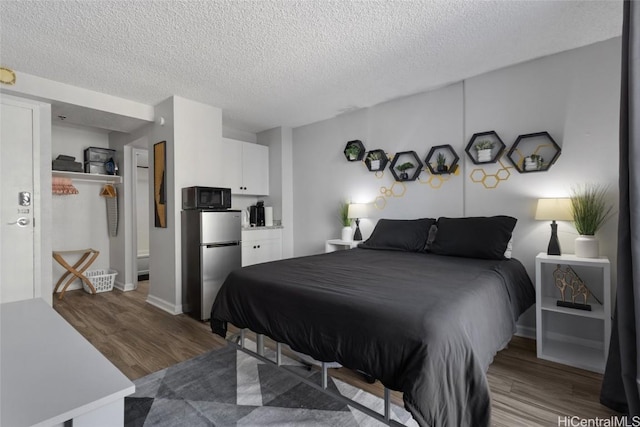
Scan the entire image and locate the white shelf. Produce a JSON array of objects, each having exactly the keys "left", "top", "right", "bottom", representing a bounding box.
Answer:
[
  {"left": 539, "top": 337, "right": 604, "bottom": 373},
  {"left": 535, "top": 252, "right": 611, "bottom": 373},
  {"left": 535, "top": 253, "right": 610, "bottom": 267},
  {"left": 540, "top": 297, "right": 605, "bottom": 319},
  {"left": 325, "top": 239, "right": 359, "bottom": 253},
  {"left": 52, "top": 170, "right": 122, "bottom": 184}
]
